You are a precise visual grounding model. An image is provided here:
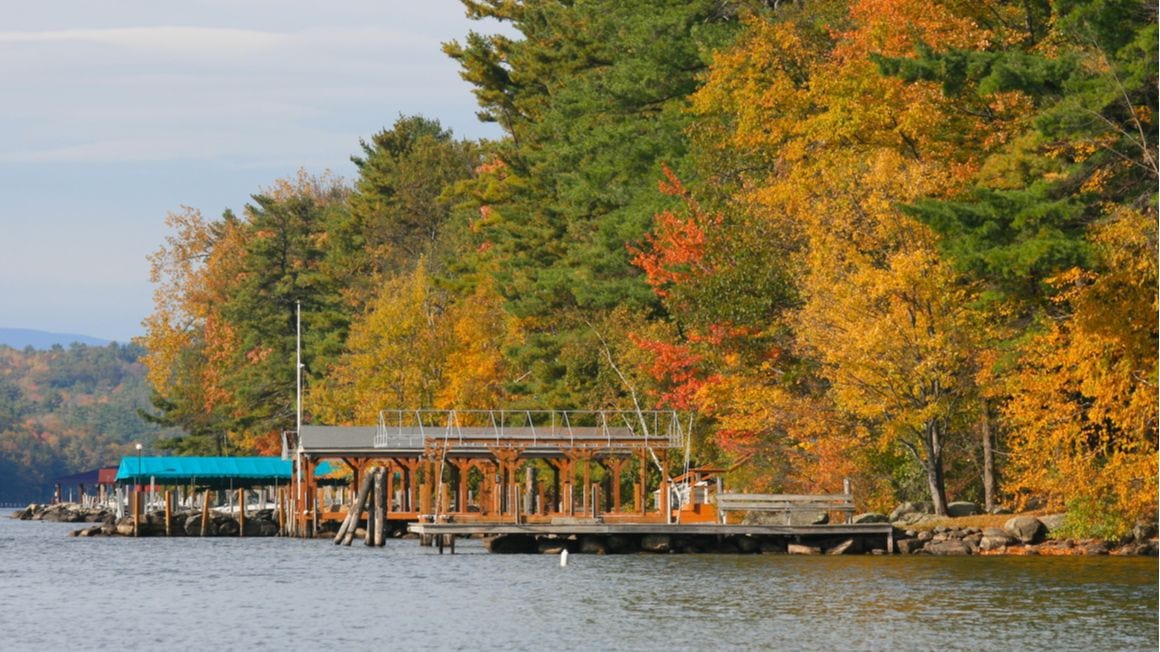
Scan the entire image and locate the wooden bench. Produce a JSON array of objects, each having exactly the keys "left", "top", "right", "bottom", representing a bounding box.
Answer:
[{"left": 715, "top": 493, "right": 856, "bottom": 525}]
